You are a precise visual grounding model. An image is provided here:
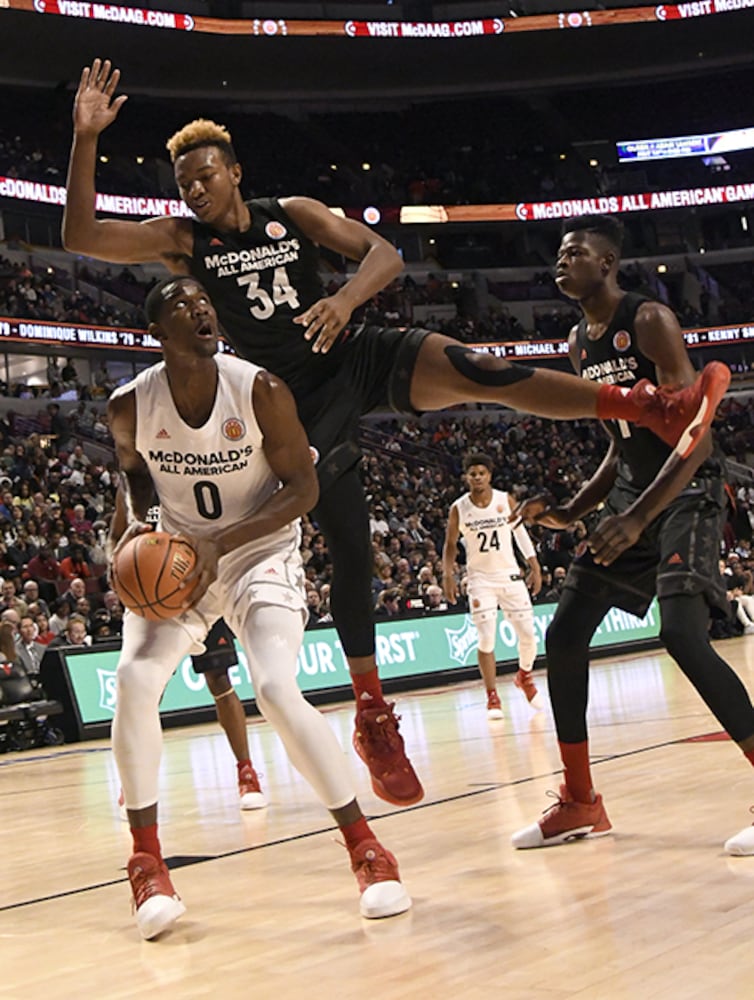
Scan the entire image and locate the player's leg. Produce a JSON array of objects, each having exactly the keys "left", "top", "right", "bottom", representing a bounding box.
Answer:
[
  {"left": 194, "top": 618, "right": 267, "bottom": 810},
  {"left": 231, "top": 602, "right": 411, "bottom": 918},
  {"left": 469, "top": 593, "right": 503, "bottom": 718},
  {"left": 654, "top": 488, "right": 754, "bottom": 854},
  {"left": 112, "top": 614, "right": 197, "bottom": 938},
  {"left": 313, "top": 468, "right": 423, "bottom": 806},
  {"left": 407, "top": 333, "right": 730, "bottom": 459},
  {"left": 500, "top": 580, "right": 542, "bottom": 708},
  {"left": 511, "top": 587, "right": 613, "bottom": 849}
]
